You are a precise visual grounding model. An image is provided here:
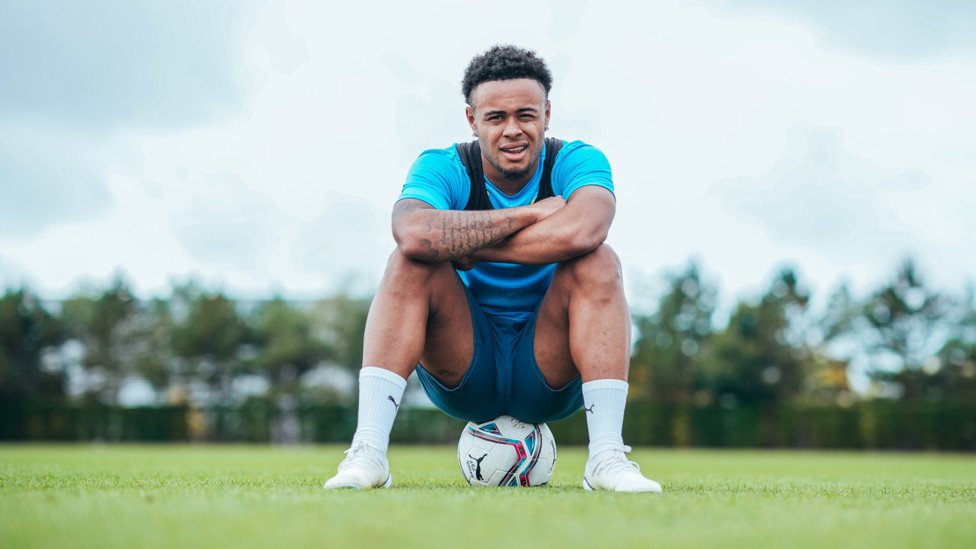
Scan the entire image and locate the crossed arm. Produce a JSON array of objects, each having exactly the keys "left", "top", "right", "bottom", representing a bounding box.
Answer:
[{"left": 392, "top": 186, "right": 615, "bottom": 267}]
